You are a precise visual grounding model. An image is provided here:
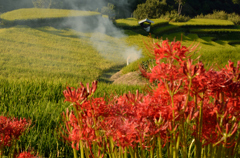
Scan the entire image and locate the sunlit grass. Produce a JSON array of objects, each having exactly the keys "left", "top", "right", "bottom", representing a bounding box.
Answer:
[
  {"left": 0, "top": 8, "right": 100, "bottom": 21},
  {"left": 189, "top": 28, "right": 240, "bottom": 34},
  {"left": 115, "top": 18, "right": 168, "bottom": 28},
  {"left": 171, "top": 18, "right": 234, "bottom": 26},
  {"left": 122, "top": 32, "right": 240, "bottom": 73},
  {"left": 162, "top": 33, "right": 240, "bottom": 67},
  {"left": 0, "top": 26, "right": 115, "bottom": 84}
]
